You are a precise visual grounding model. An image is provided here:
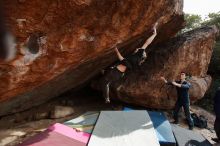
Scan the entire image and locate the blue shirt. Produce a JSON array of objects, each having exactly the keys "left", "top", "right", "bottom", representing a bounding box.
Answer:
[
  {"left": 214, "top": 87, "right": 220, "bottom": 118},
  {"left": 175, "top": 80, "right": 191, "bottom": 104}
]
